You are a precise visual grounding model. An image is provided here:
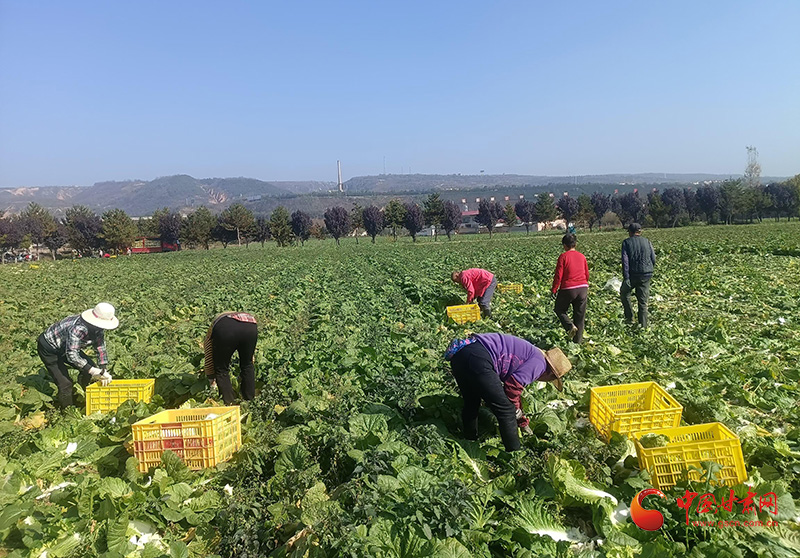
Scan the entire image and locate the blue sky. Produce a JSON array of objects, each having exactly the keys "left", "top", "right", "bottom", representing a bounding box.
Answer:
[{"left": 1, "top": 1, "right": 798, "bottom": 187}]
